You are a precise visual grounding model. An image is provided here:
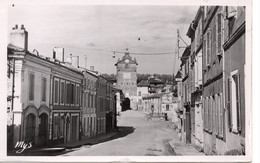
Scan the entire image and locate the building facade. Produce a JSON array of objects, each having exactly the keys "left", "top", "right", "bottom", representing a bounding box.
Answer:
[
  {"left": 186, "top": 7, "right": 204, "bottom": 151},
  {"left": 222, "top": 6, "right": 246, "bottom": 155},
  {"left": 136, "top": 80, "right": 149, "bottom": 111},
  {"left": 7, "top": 25, "right": 83, "bottom": 149},
  {"left": 96, "top": 76, "right": 107, "bottom": 135},
  {"left": 180, "top": 46, "right": 192, "bottom": 144},
  {"left": 82, "top": 70, "right": 98, "bottom": 139}
]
